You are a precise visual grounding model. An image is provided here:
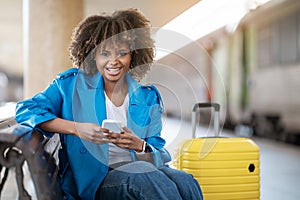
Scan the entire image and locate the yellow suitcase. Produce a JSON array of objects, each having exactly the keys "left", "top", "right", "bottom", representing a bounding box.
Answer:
[{"left": 173, "top": 103, "right": 260, "bottom": 200}]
